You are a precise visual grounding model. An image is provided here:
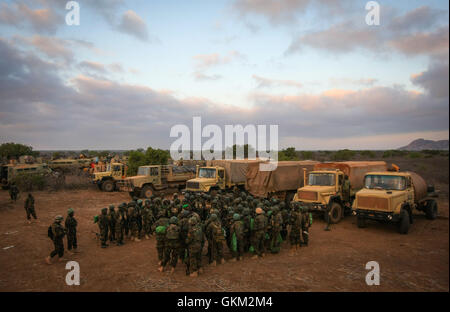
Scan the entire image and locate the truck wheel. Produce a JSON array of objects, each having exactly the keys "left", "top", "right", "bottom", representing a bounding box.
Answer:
[
  {"left": 425, "top": 200, "right": 438, "bottom": 220},
  {"left": 102, "top": 180, "right": 115, "bottom": 192},
  {"left": 398, "top": 209, "right": 410, "bottom": 234},
  {"left": 357, "top": 215, "right": 367, "bottom": 228},
  {"left": 141, "top": 185, "right": 154, "bottom": 198},
  {"left": 329, "top": 202, "right": 343, "bottom": 224}
]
